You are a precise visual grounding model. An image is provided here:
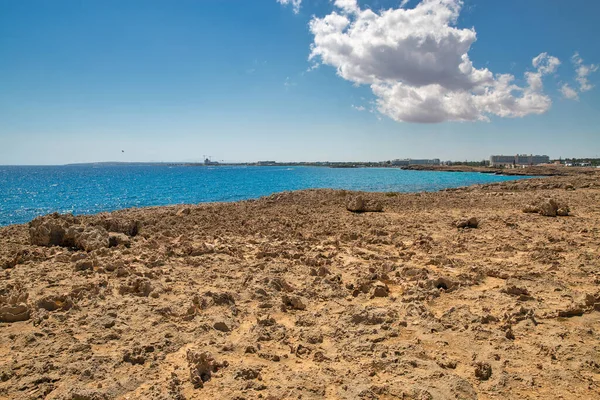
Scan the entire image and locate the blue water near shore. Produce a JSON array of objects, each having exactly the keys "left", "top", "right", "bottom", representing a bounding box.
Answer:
[{"left": 0, "top": 165, "right": 530, "bottom": 226}]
